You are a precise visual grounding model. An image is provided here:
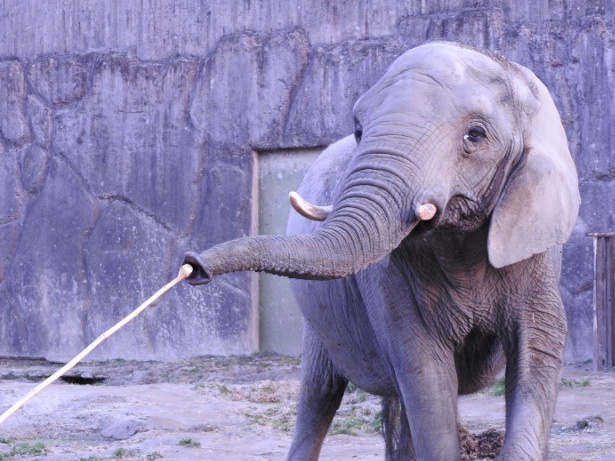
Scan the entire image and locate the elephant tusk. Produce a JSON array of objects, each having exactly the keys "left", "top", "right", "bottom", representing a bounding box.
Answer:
[
  {"left": 415, "top": 203, "right": 437, "bottom": 221},
  {"left": 289, "top": 191, "right": 333, "bottom": 221}
]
